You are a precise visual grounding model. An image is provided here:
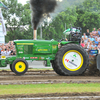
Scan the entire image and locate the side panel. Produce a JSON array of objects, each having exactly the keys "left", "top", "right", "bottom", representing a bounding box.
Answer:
[
  {"left": 14, "top": 40, "right": 58, "bottom": 61},
  {"left": 16, "top": 43, "right": 33, "bottom": 56},
  {"left": 33, "top": 42, "right": 52, "bottom": 54}
]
